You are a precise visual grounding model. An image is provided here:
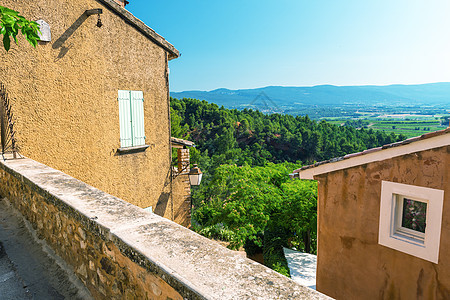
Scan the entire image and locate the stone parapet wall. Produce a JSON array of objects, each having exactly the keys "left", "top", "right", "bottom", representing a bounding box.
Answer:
[
  {"left": 0, "top": 156, "right": 329, "bottom": 299},
  {"left": 0, "top": 158, "right": 184, "bottom": 299}
]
